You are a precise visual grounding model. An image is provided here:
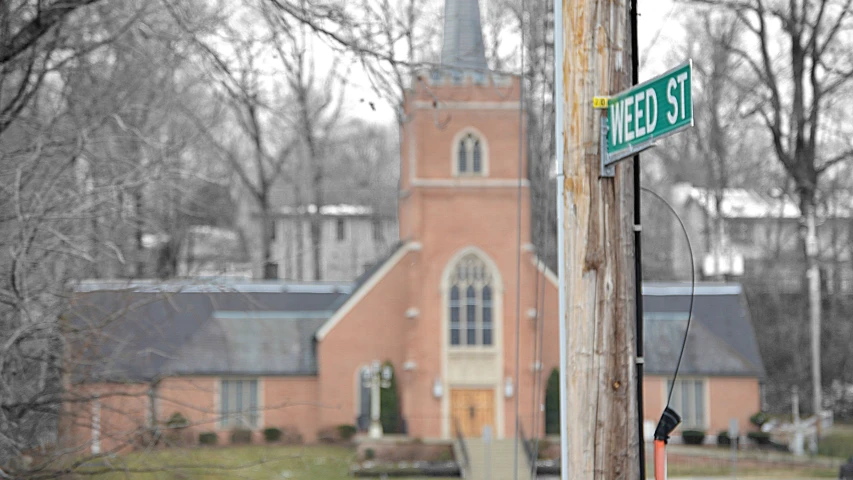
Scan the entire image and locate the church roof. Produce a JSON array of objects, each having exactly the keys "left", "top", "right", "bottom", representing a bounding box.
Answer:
[
  {"left": 440, "top": 0, "right": 488, "bottom": 71},
  {"left": 643, "top": 283, "right": 765, "bottom": 378},
  {"left": 68, "top": 281, "right": 349, "bottom": 382},
  {"left": 67, "top": 279, "right": 764, "bottom": 382}
]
